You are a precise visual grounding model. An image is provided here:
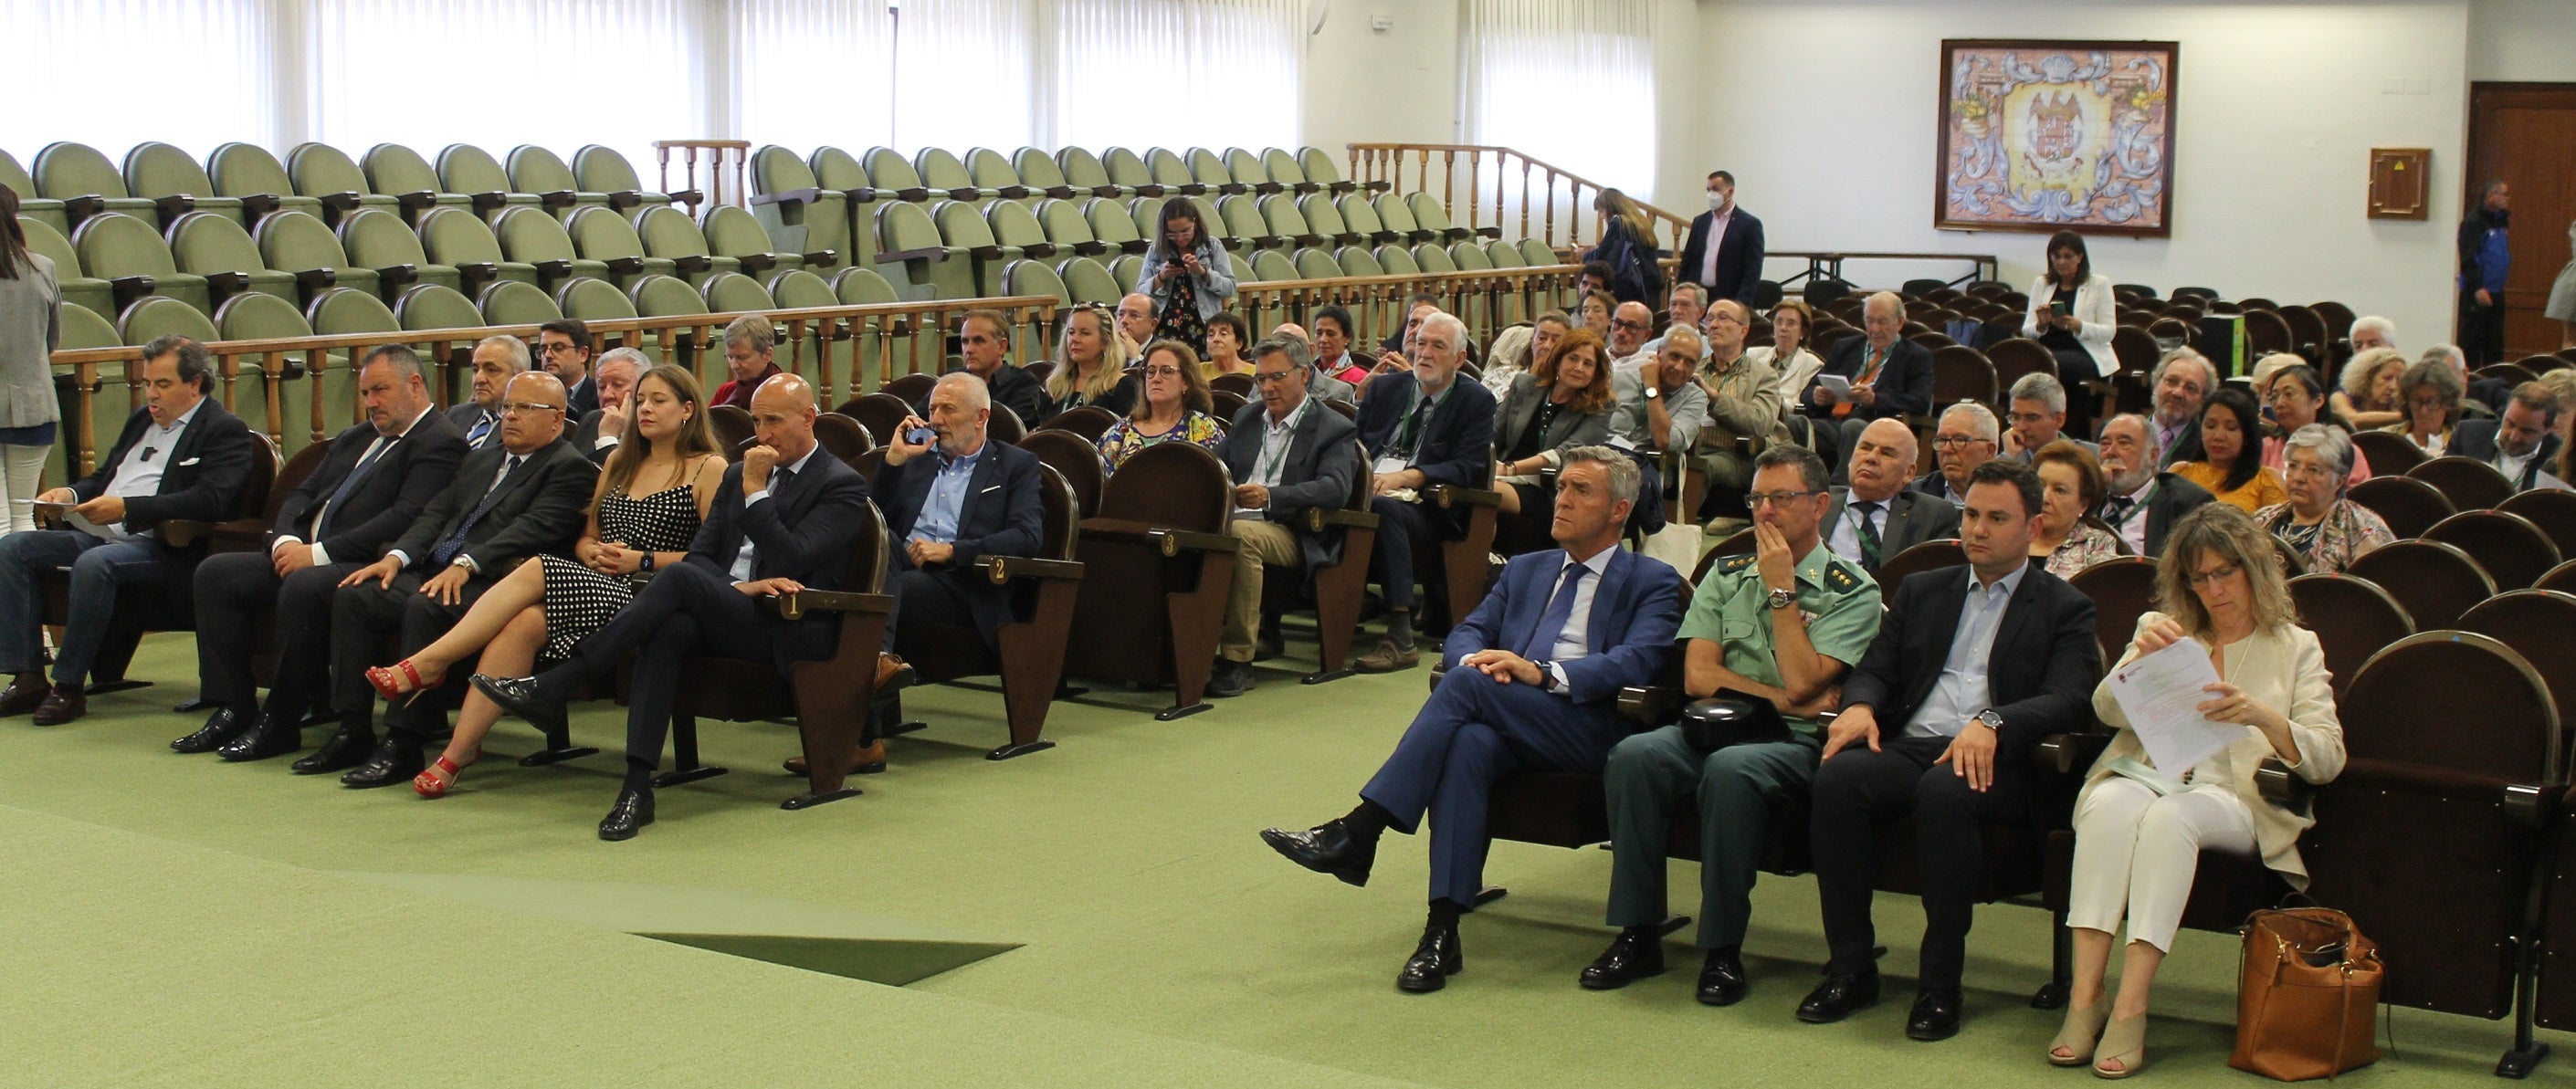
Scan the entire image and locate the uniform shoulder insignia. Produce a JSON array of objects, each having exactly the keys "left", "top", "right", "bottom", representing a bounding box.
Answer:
[
  {"left": 1719, "top": 552, "right": 1759, "bottom": 574},
  {"left": 1821, "top": 563, "right": 1864, "bottom": 593}
]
